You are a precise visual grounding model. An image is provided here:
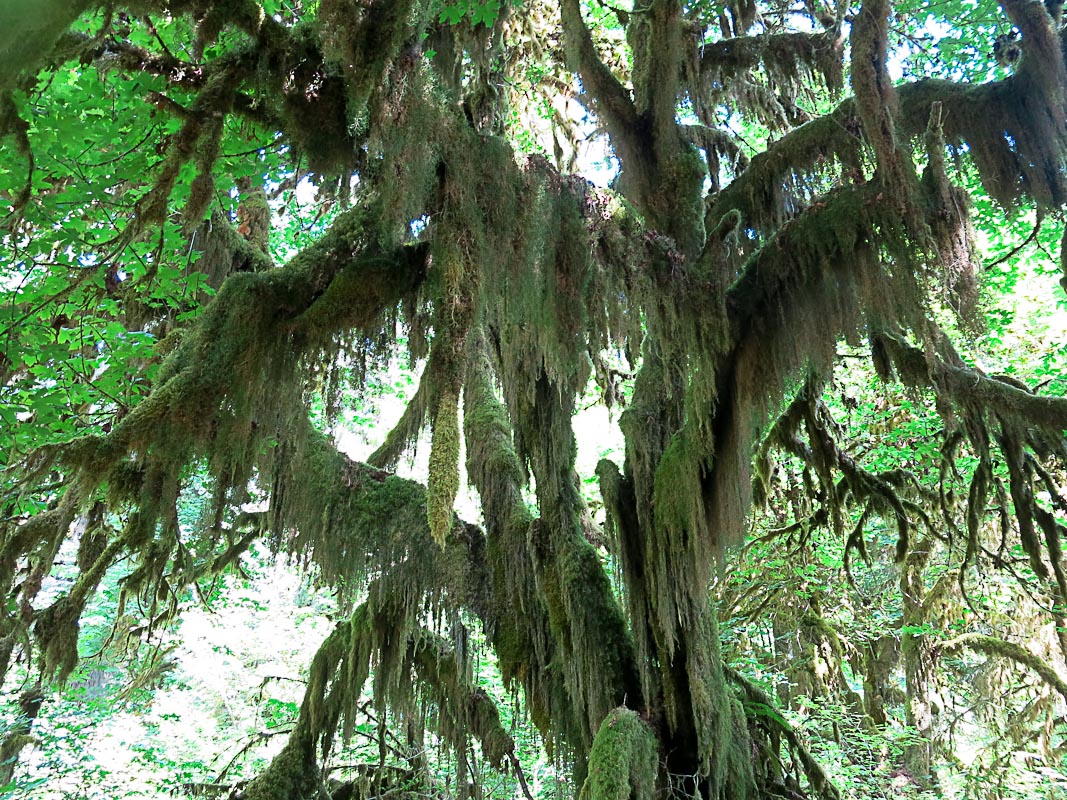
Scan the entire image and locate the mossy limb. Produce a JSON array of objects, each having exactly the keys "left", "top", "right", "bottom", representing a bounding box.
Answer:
[
  {"left": 581, "top": 708, "right": 658, "bottom": 800},
  {"left": 427, "top": 389, "right": 461, "bottom": 546}
]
